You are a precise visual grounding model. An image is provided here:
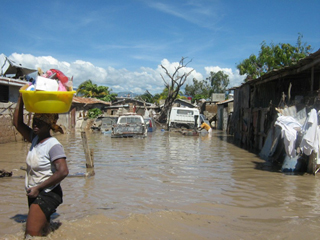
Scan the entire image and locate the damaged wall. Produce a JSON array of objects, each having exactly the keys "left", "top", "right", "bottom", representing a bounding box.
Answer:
[{"left": 0, "top": 102, "right": 73, "bottom": 144}]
